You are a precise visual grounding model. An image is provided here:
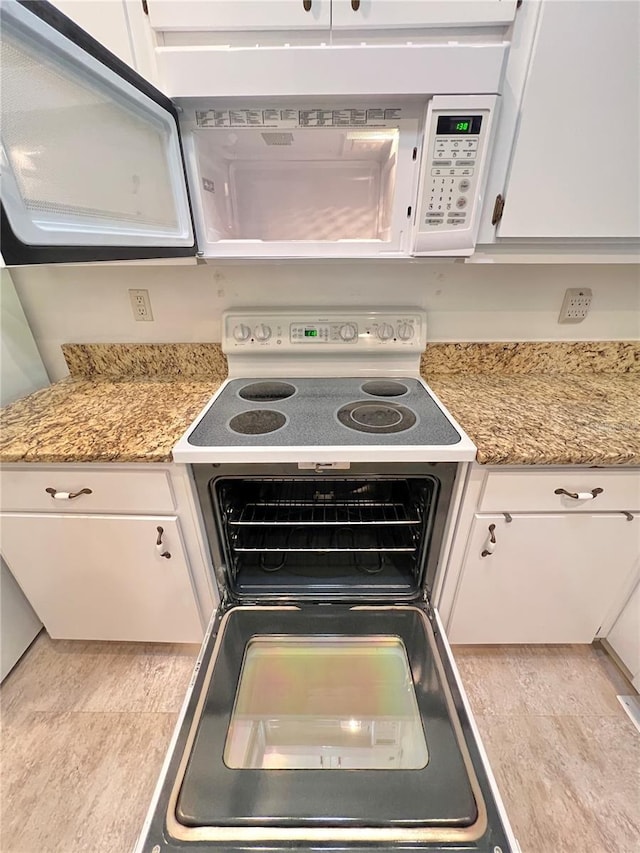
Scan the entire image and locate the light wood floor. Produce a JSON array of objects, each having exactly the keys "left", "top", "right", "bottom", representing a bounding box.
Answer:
[{"left": 1, "top": 634, "right": 638, "bottom": 853}]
